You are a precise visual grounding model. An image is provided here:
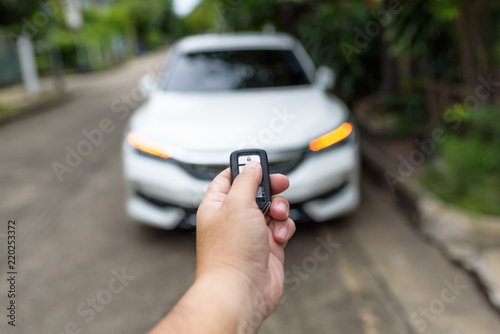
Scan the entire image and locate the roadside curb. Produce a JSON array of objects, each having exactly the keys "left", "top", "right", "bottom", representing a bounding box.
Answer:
[
  {"left": 0, "top": 91, "right": 75, "bottom": 128},
  {"left": 361, "top": 137, "right": 500, "bottom": 311}
]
